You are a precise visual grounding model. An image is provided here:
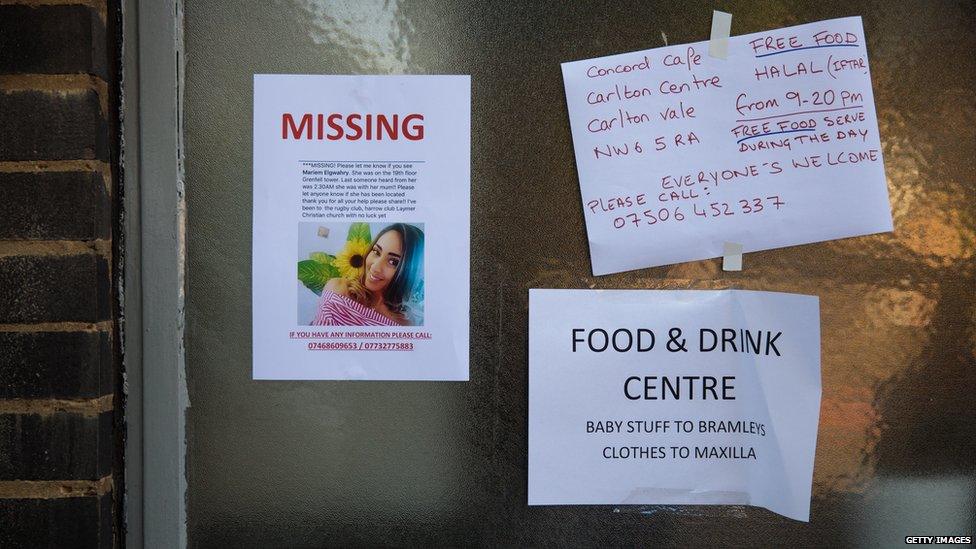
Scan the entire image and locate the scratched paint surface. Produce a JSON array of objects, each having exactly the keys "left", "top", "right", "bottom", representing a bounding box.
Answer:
[{"left": 183, "top": 1, "right": 975, "bottom": 546}]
